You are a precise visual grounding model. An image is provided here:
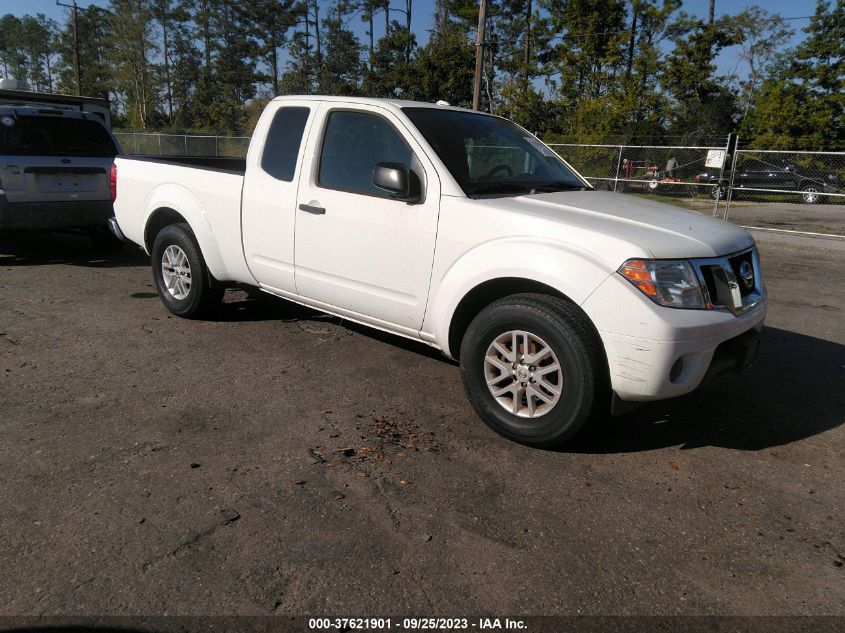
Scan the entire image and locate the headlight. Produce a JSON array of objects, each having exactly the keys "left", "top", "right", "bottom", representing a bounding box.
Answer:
[{"left": 618, "top": 259, "right": 706, "bottom": 309}]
